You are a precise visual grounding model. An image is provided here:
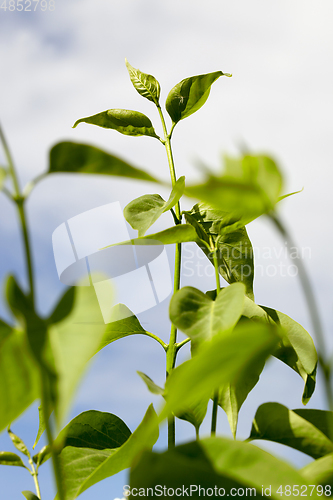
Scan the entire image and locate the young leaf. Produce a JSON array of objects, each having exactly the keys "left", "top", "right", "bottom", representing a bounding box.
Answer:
[
  {"left": 249, "top": 403, "right": 333, "bottom": 459},
  {"left": 104, "top": 224, "right": 200, "bottom": 249},
  {"left": 57, "top": 405, "right": 159, "bottom": 500},
  {"left": 176, "top": 398, "right": 209, "bottom": 436},
  {"left": 169, "top": 283, "right": 245, "bottom": 345},
  {"left": 218, "top": 357, "right": 265, "bottom": 439},
  {"left": 166, "top": 70, "right": 231, "bottom": 124},
  {"left": 185, "top": 154, "right": 283, "bottom": 224},
  {"left": 137, "top": 372, "right": 164, "bottom": 396},
  {"left": 33, "top": 405, "right": 51, "bottom": 449},
  {"left": 301, "top": 453, "right": 333, "bottom": 487},
  {"left": 0, "top": 321, "right": 39, "bottom": 432},
  {"left": 73, "top": 109, "right": 159, "bottom": 139},
  {"left": 184, "top": 203, "right": 254, "bottom": 298},
  {"left": 22, "top": 492, "right": 40, "bottom": 500},
  {"left": 0, "top": 452, "right": 28, "bottom": 469},
  {"left": 8, "top": 429, "right": 30, "bottom": 458},
  {"left": 125, "top": 59, "right": 160, "bottom": 105},
  {"left": 130, "top": 437, "right": 318, "bottom": 499},
  {"left": 242, "top": 297, "right": 318, "bottom": 403},
  {"left": 33, "top": 445, "right": 51, "bottom": 467},
  {"left": 124, "top": 176, "right": 185, "bottom": 236},
  {"left": 161, "top": 321, "right": 280, "bottom": 420},
  {"left": 49, "top": 141, "right": 158, "bottom": 183}
]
